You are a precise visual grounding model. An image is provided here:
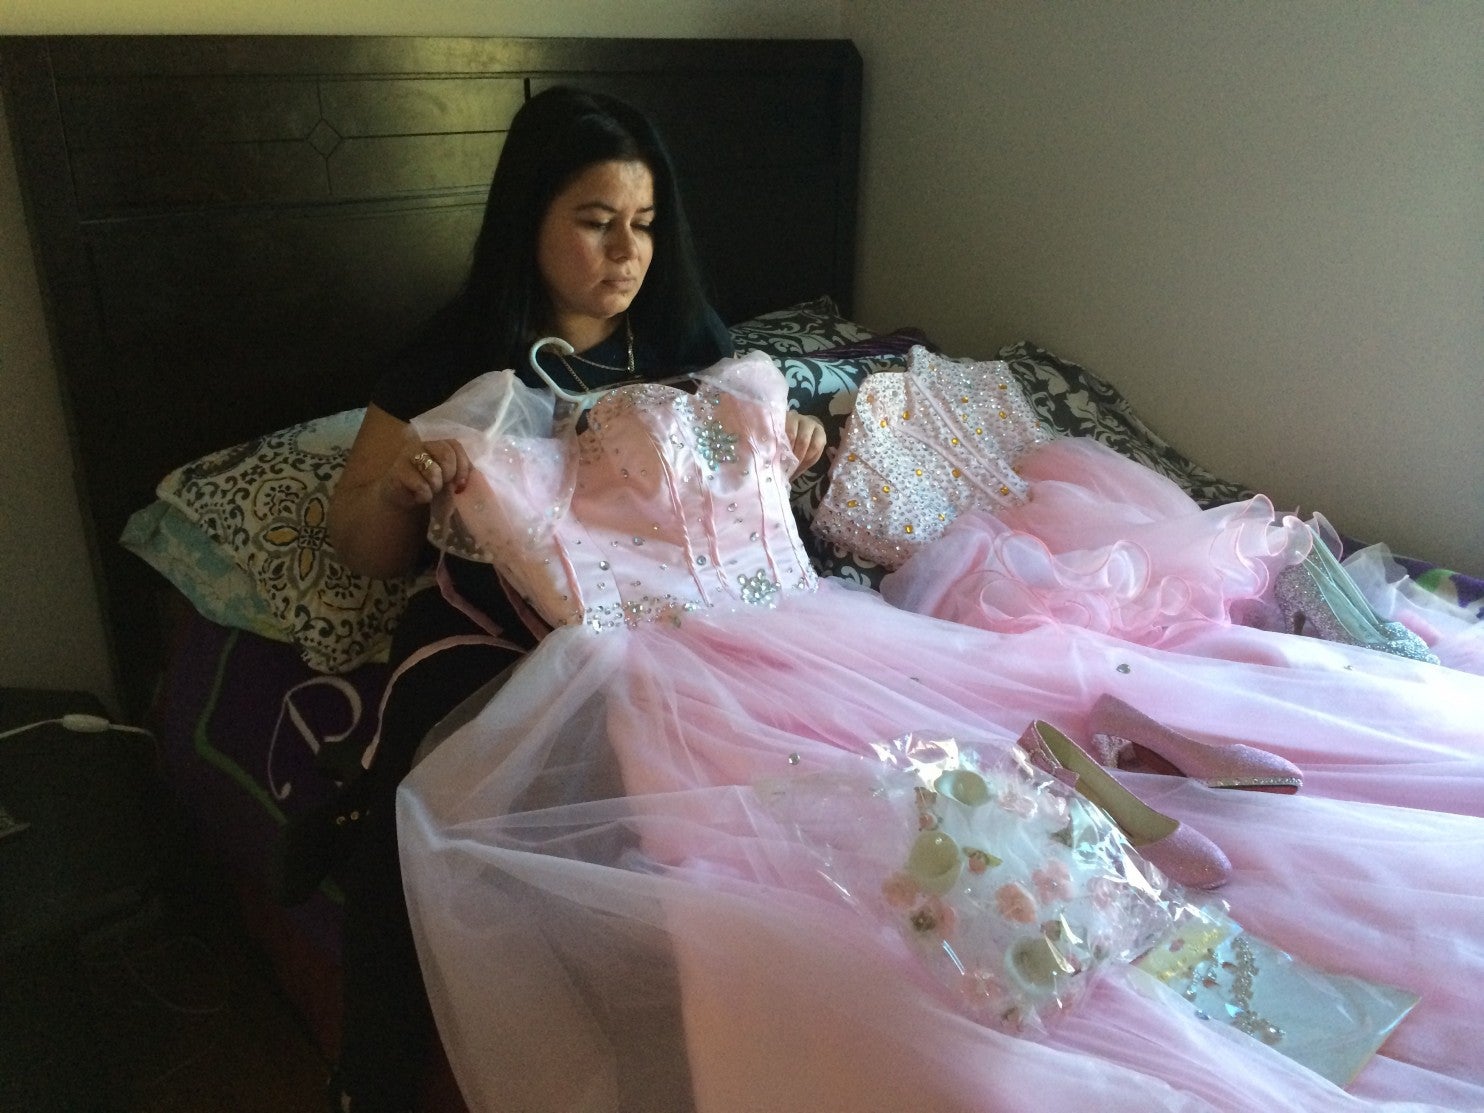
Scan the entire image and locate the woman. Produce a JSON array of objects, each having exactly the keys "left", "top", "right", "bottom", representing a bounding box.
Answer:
[{"left": 318, "top": 85, "right": 826, "bottom": 1113}]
